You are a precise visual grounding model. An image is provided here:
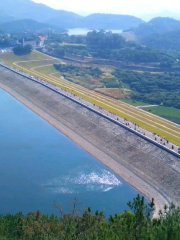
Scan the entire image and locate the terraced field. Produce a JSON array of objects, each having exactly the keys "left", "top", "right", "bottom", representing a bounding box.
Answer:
[{"left": 0, "top": 51, "right": 180, "bottom": 146}]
